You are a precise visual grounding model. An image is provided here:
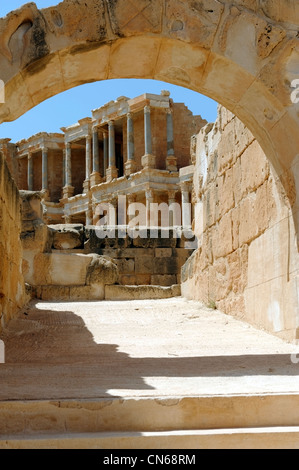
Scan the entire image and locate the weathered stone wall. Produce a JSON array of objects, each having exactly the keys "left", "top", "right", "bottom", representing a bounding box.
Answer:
[
  {"left": 0, "top": 153, "right": 26, "bottom": 331},
  {"left": 182, "top": 106, "right": 299, "bottom": 341},
  {"left": 85, "top": 228, "right": 194, "bottom": 286}
]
